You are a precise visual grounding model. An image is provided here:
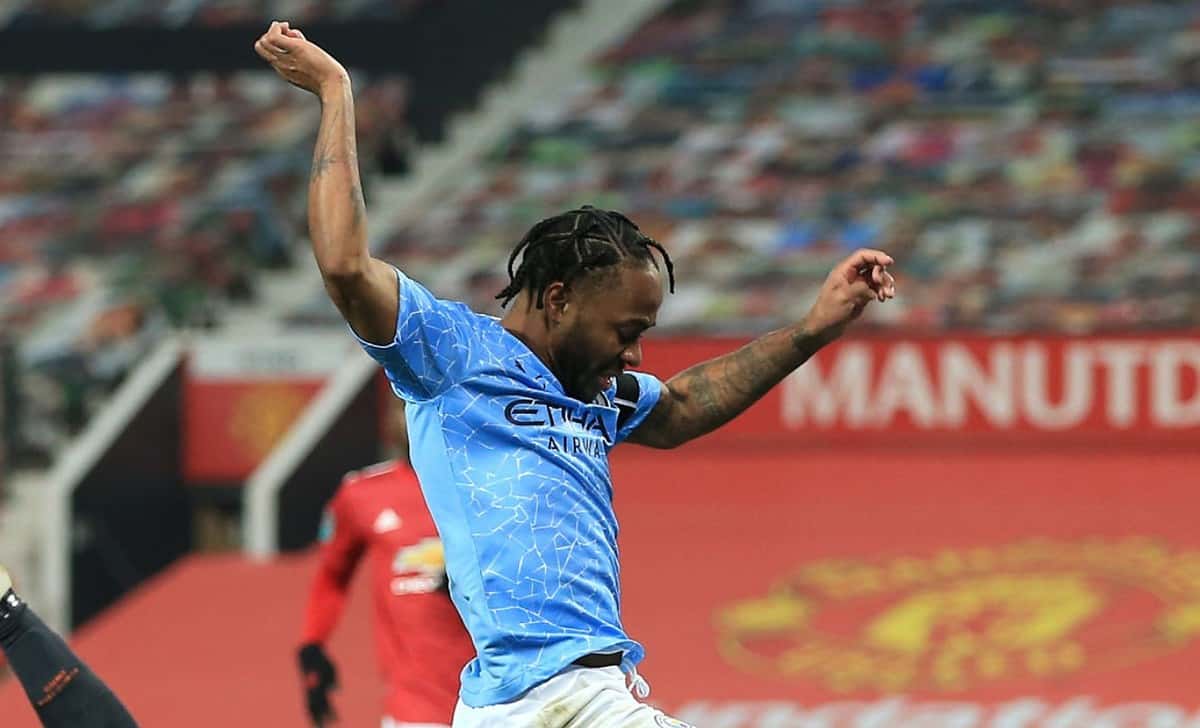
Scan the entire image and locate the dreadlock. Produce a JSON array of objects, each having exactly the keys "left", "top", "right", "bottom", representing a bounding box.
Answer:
[{"left": 495, "top": 206, "right": 676, "bottom": 309}]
